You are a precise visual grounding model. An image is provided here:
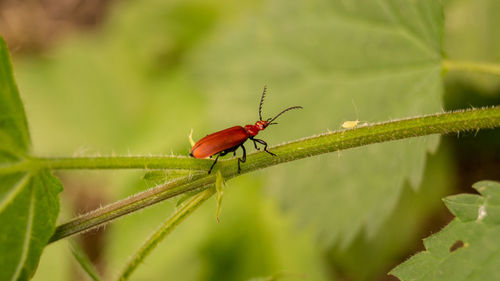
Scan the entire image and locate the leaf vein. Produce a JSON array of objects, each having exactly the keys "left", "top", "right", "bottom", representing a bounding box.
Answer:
[
  {"left": 376, "top": 0, "right": 437, "bottom": 58},
  {"left": 10, "top": 184, "right": 35, "bottom": 281},
  {"left": 0, "top": 173, "right": 30, "bottom": 213}
]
